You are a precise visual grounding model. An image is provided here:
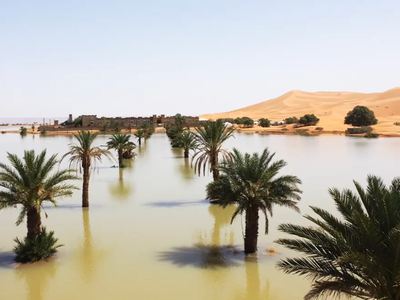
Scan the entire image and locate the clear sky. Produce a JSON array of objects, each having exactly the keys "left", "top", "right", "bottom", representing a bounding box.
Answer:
[{"left": 1, "top": 0, "right": 399, "bottom": 118}]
